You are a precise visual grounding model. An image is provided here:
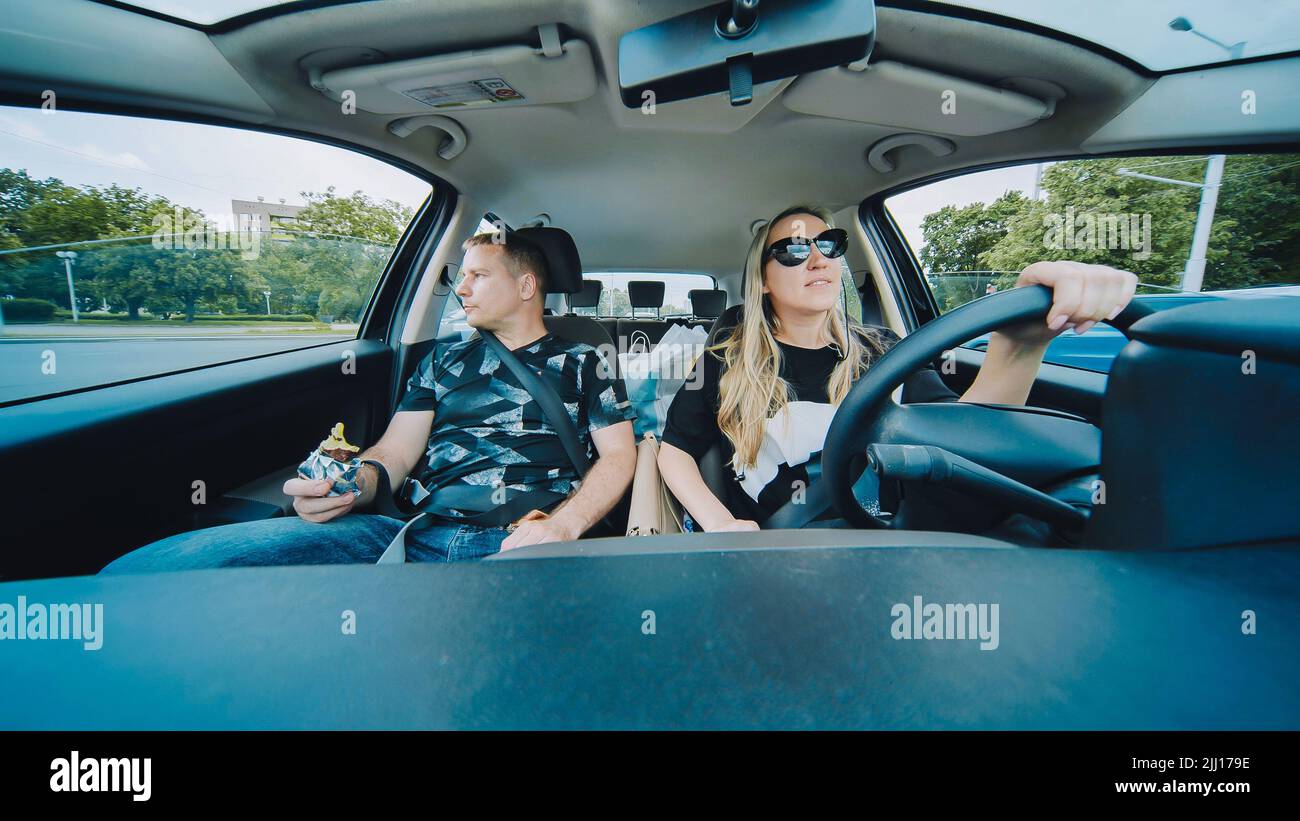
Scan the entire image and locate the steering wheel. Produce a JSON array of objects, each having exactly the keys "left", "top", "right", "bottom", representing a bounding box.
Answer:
[{"left": 822, "top": 285, "right": 1153, "bottom": 529}]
